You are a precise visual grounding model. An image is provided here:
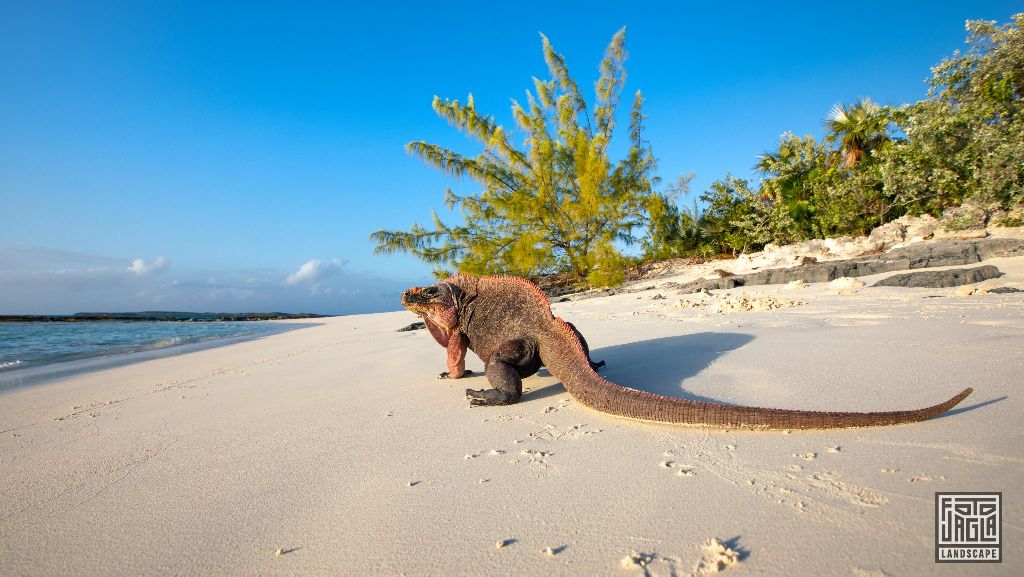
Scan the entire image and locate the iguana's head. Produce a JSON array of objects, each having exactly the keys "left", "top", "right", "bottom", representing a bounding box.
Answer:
[{"left": 401, "top": 282, "right": 462, "bottom": 331}]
